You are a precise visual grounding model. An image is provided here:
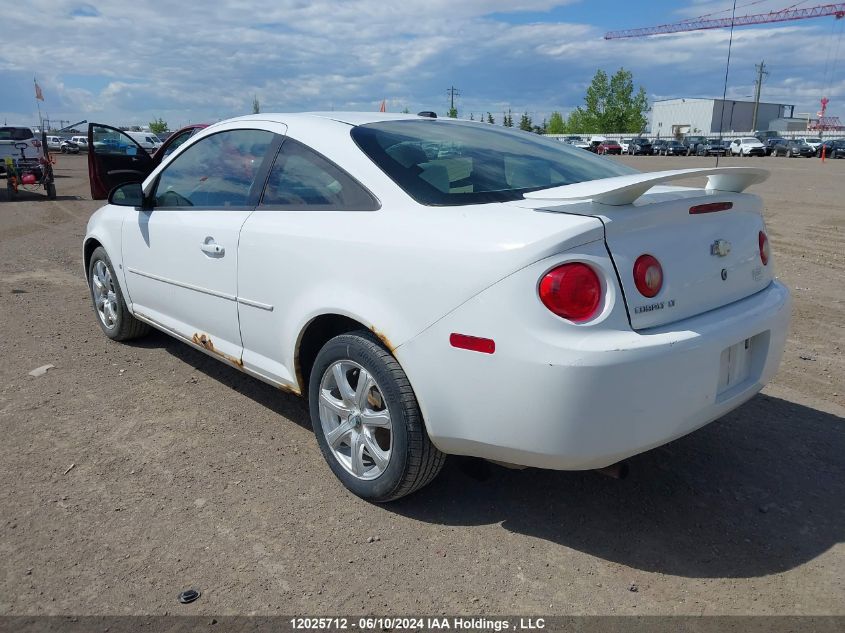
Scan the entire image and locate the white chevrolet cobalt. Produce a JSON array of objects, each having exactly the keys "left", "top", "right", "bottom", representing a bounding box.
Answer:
[{"left": 83, "top": 113, "right": 790, "bottom": 501}]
